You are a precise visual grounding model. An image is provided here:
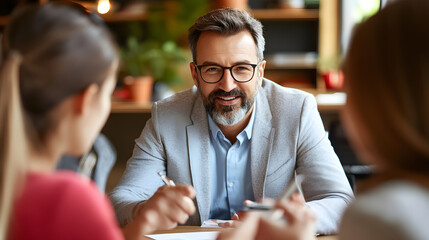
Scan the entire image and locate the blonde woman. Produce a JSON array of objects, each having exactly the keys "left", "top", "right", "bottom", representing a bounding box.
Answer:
[
  {"left": 217, "top": 0, "right": 429, "bottom": 239},
  {"left": 0, "top": 3, "right": 195, "bottom": 240}
]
